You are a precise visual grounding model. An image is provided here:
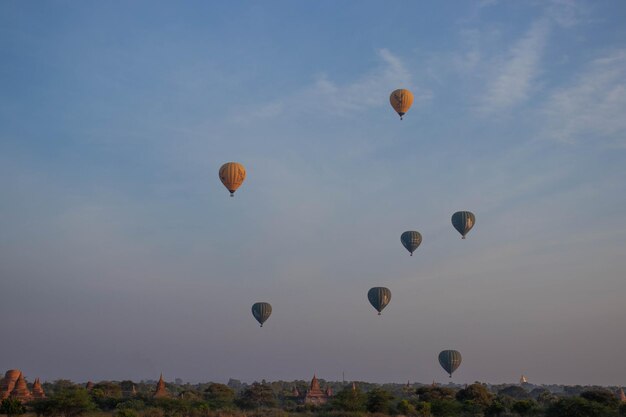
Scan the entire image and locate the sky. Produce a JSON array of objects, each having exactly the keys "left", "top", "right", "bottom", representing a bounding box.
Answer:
[{"left": 1, "top": 1, "right": 625, "bottom": 387}]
